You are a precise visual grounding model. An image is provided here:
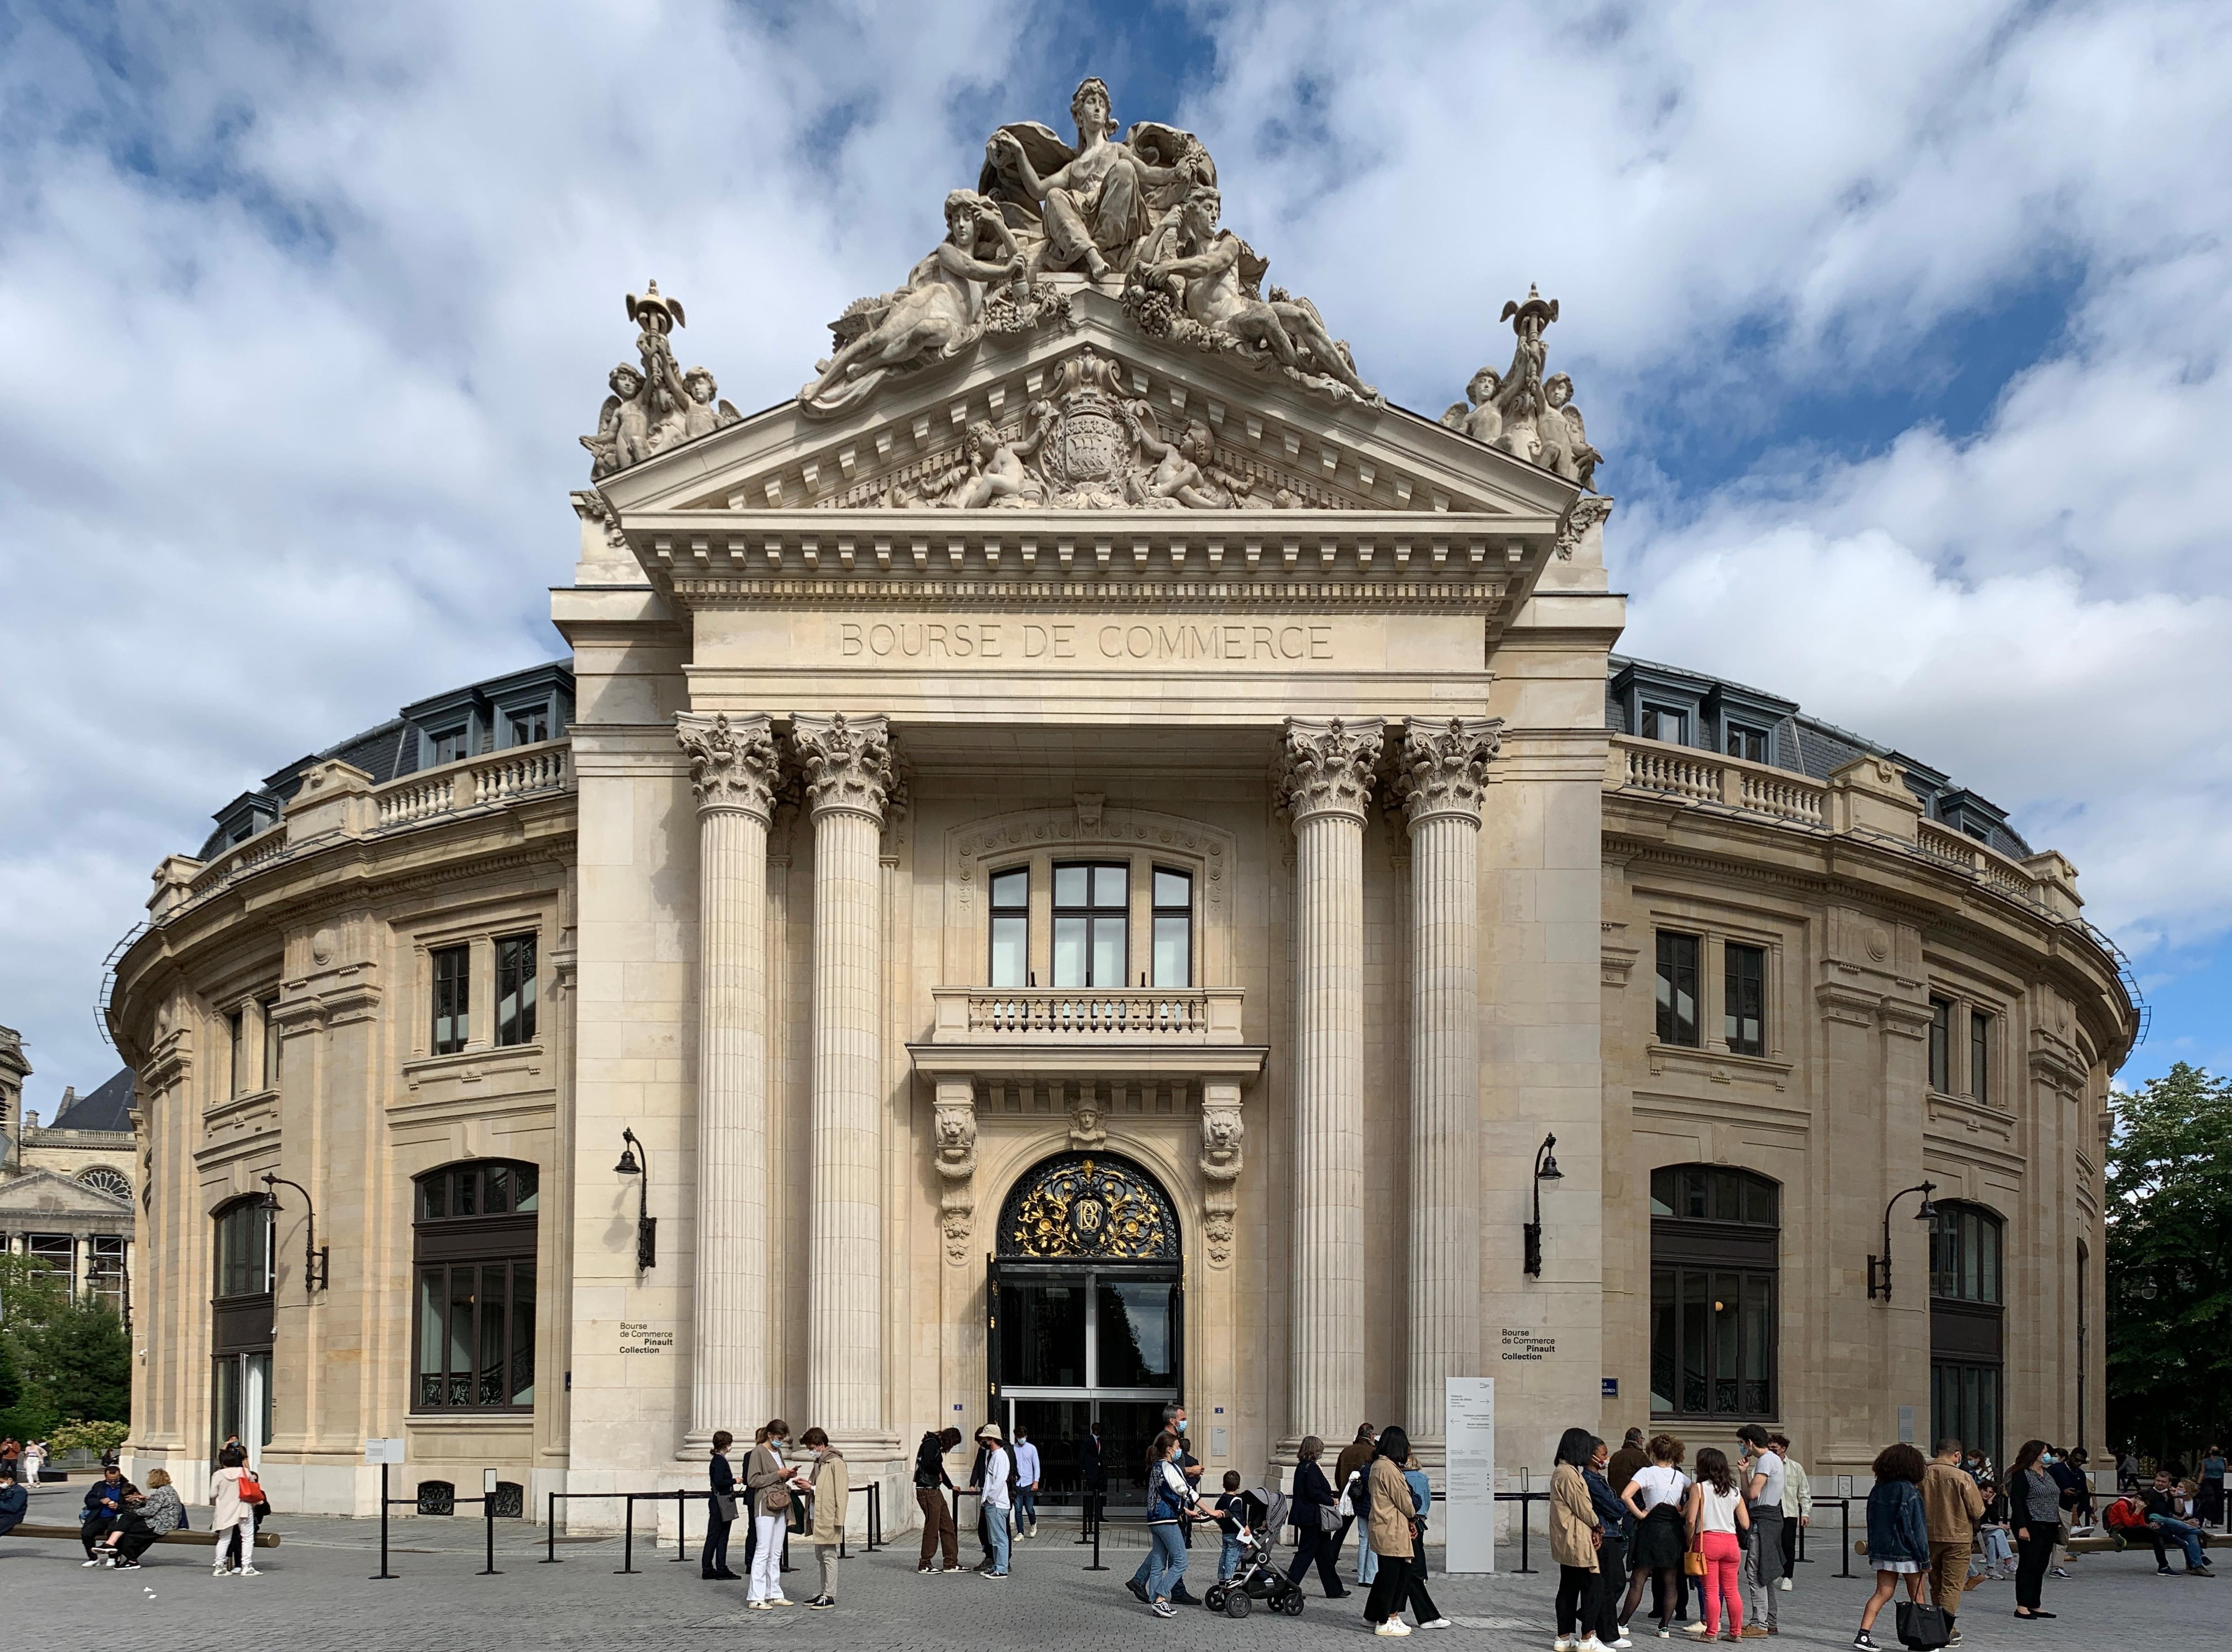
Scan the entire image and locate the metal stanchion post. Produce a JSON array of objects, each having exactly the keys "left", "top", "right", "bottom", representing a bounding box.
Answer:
[
  {"left": 481, "top": 1499, "right": 499, "bottom": 1576},
  {"left": 542, "top": 1493, "right": 560, "bottom": 1563},
  {"left": 671, "top": 1490, "right": 689, "bottom": 1563},
  {"left": 1085, "top": 1511, "right": 1106, "bottom": 1571},
  {"left": 617, "top": 1494, "right": 637, "bottom": 1575},
  {"left": 372, "top": 1462, "right": 395, "bottom": 1581},
  {"left": 1519, "top": 1494, "right": 1534, "bottom": 1574},
  {"left": 1839, "top": 1500, "right": 1852, "bottom": 1579}
]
